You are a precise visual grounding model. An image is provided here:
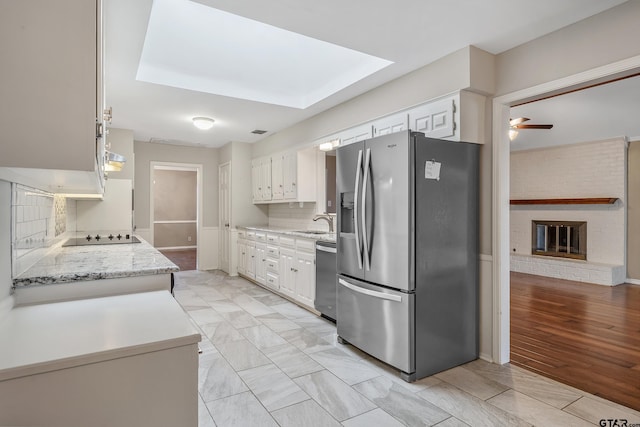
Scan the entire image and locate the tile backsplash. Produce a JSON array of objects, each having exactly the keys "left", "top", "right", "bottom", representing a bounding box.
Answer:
[
  {"left": 11, "top": 184, "right": 67, "bottom": 278},
  {"left": 268, "top": 203, "right": 335, "bottom": 232}
]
